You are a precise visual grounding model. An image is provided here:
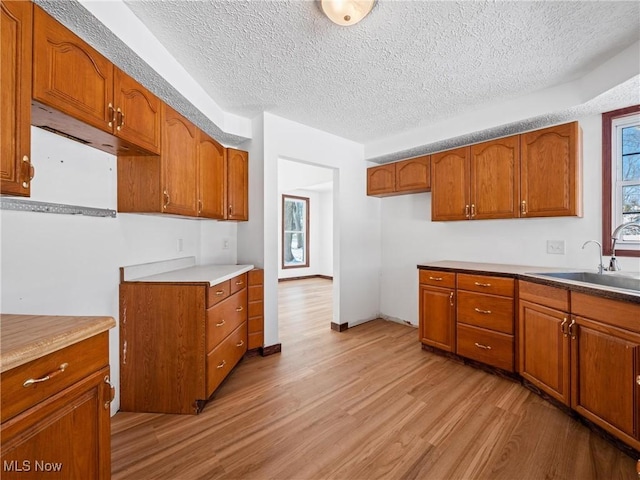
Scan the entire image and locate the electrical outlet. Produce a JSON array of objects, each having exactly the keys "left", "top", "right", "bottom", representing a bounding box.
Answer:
[{"left": 547, "top": 240, "right": 565, "bottom": 255}]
